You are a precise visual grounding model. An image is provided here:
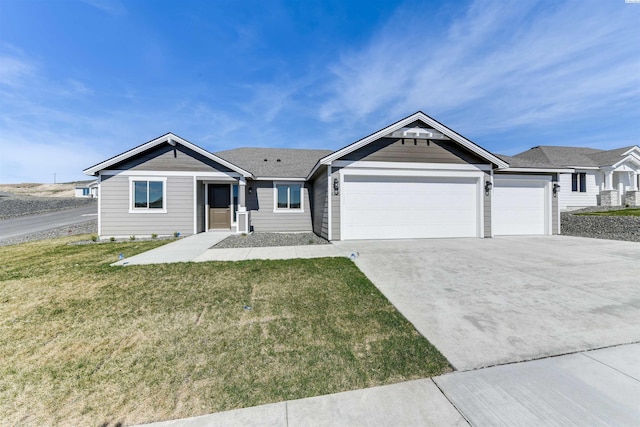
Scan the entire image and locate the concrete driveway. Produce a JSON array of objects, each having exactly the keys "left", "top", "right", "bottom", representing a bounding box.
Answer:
[{"left": 334, "top": 236, "right": 640, "bottom": 371}]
